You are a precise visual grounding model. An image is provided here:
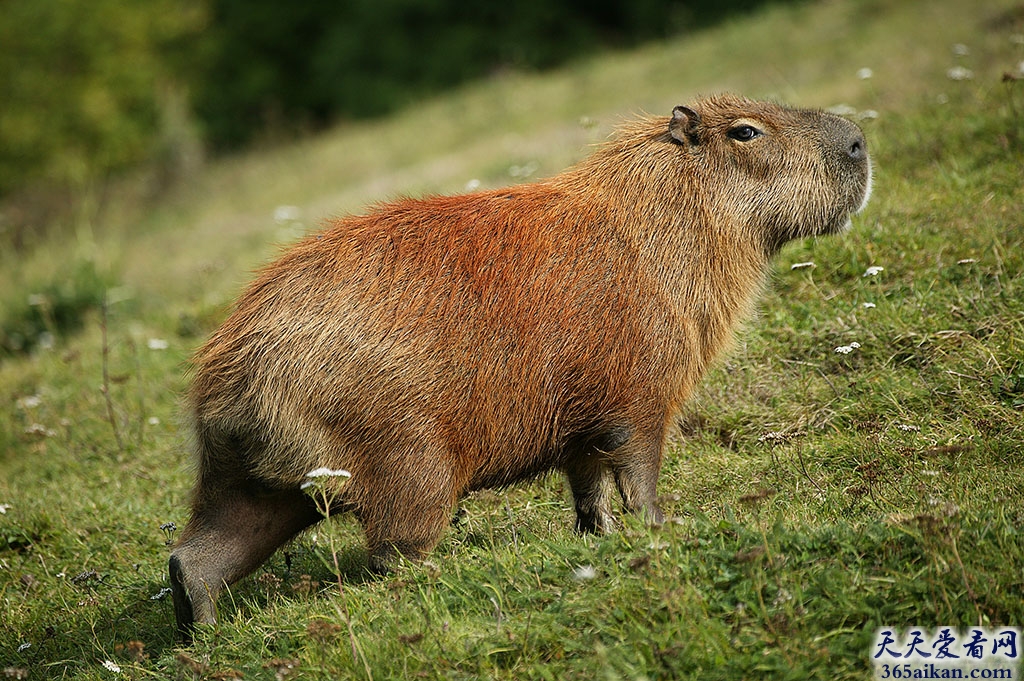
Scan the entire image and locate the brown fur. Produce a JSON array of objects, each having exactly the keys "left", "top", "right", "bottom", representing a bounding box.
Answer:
[{"left": 169, "top": 94, "right": 871, "bottom": 636}]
